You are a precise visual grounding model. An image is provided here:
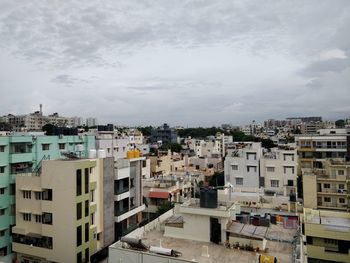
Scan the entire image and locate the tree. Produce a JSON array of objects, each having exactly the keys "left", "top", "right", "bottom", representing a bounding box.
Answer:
[
  {"left": 0, "top": 122, "right": 12, "bottom": 131},
  {"left": 335, "top": 119, "right": 345, "bottom": 128},
  {"left": 137, "top": 126, "right": 153, "bottom": 136},
  {"left": 42, "top": 124, "right": 56, "bottom": 135},
  {"left": 157, "top": 201, "right": 174, "bottom": 215},
  {"left": 160, "top": 143, "right": 183, "bottom": 153},
  {"left": 261, "top": 138, "right": 277, "bottom": 149}
]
